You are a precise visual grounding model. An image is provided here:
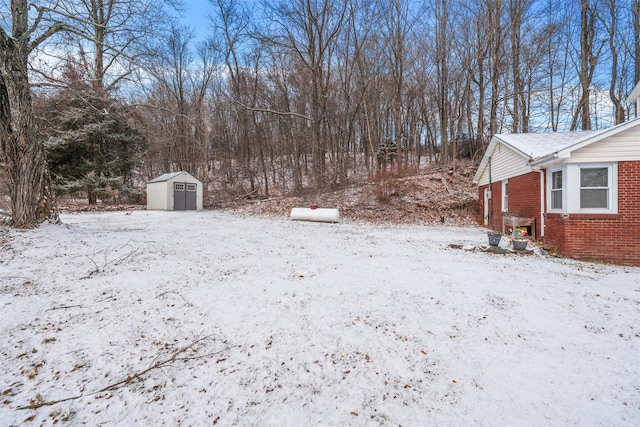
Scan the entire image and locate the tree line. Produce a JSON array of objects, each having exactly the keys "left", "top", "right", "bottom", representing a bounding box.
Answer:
[{"left": 1, "top": 0, "right": 638, "bottom": 227}]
